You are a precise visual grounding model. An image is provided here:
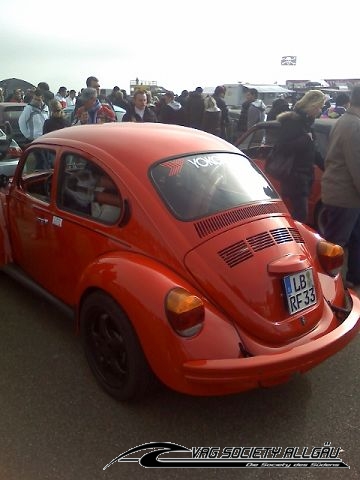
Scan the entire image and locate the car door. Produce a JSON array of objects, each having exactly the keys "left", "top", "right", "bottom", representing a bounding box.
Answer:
[
  {"left": 236, "top": 123, "right": 281, "bottom": 189},
  {"left": 237, "top": 123, "right": 280, "bottom": 161},
  {"left": 8, "top": 147, "right": 57, "bottom": 286},
  {"left": 8, "top": 147, "right": 124, "bottom": 305},
  {"left": 46, "top": 151, "right": 123, "bottom": 305}
]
